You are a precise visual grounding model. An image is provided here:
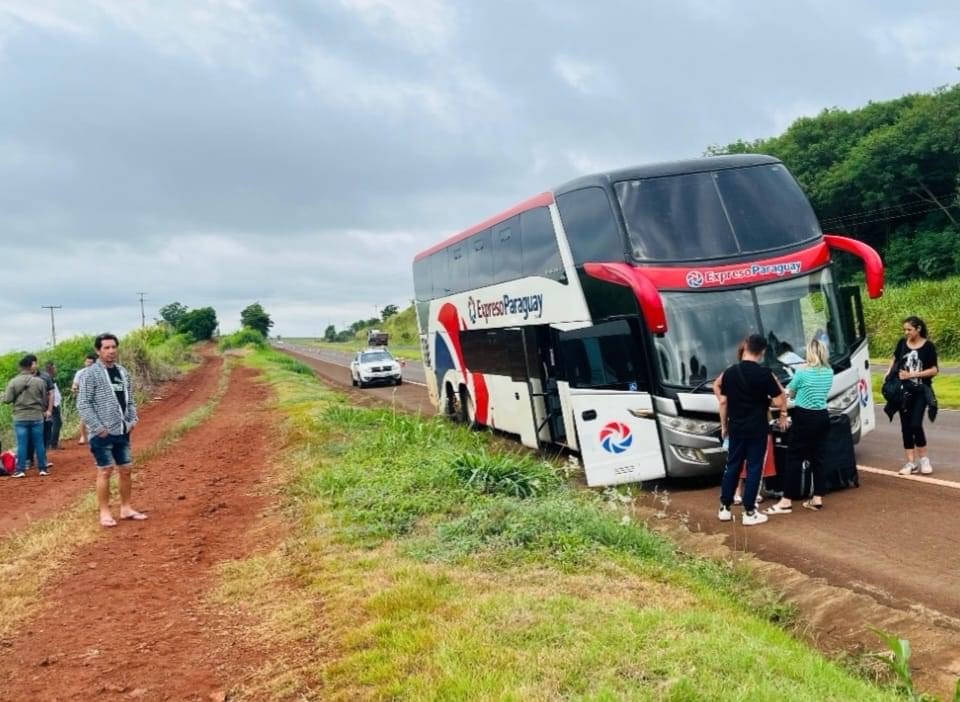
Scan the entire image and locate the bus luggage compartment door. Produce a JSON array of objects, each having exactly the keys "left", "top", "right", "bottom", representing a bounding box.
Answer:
[{"left": 570, "top": 390, "right": 666, "bottom": 486}]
